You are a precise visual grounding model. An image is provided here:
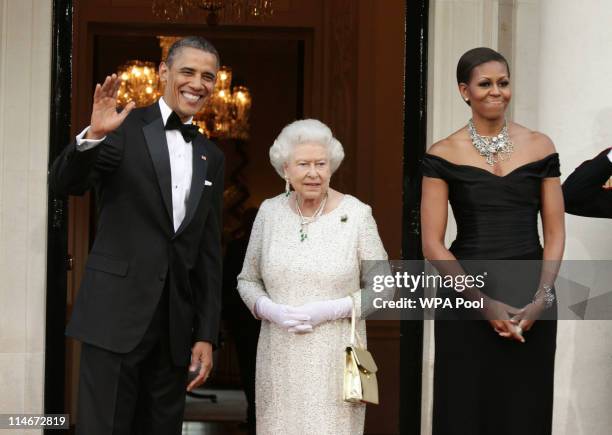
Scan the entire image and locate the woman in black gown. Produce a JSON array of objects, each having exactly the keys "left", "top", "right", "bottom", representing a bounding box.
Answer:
[{"left": 421, "top": 47, "right": 565, "bottom": 435}]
